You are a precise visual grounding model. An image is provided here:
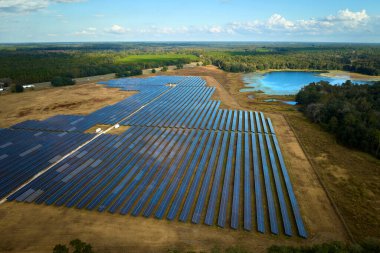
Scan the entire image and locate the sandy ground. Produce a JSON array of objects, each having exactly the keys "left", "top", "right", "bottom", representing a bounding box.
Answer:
[
  {"left": 0, "top": 83, "right": 136, "bottom": 128},
  {"left": 0, "top": 201, "right": 340, "bottom": 253},
  {"left": 320, "top": 70, "right": 380, "bottom": 81}
]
